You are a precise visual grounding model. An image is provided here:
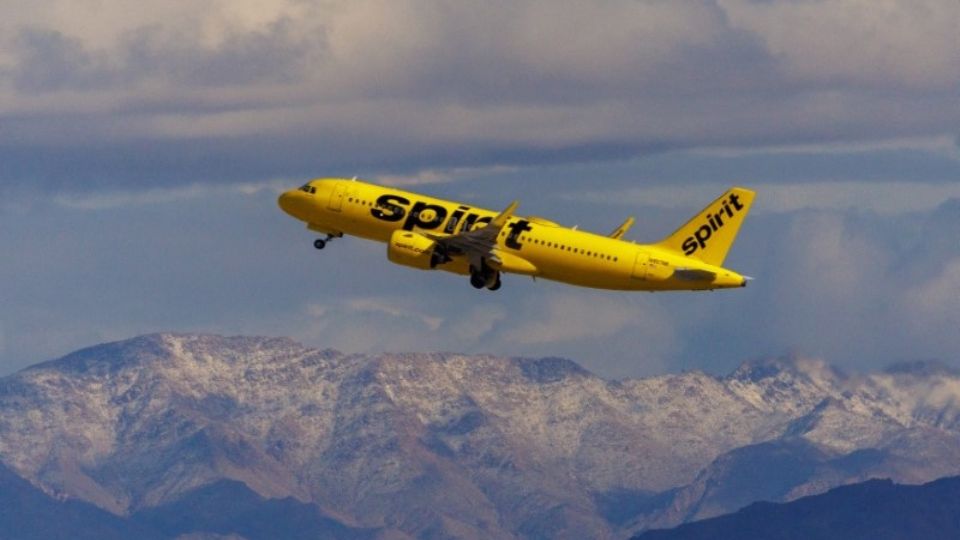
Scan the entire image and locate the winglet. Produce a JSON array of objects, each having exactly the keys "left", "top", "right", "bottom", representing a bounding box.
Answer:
[
  {"left": 491, "top": 200, "right": 519, "bottom": 228},
  {"left": 609, "top": 216, "right": 635, "bottom": 240}
]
